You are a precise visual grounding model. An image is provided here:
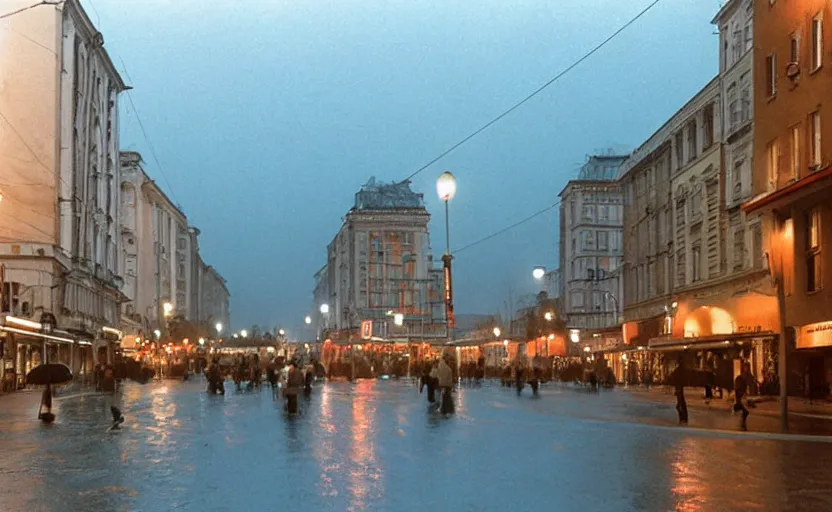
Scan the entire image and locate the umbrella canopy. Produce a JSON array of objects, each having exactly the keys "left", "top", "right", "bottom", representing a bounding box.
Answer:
[{"left": 26, "top": 363, "right": 73, "bottom": 386}]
